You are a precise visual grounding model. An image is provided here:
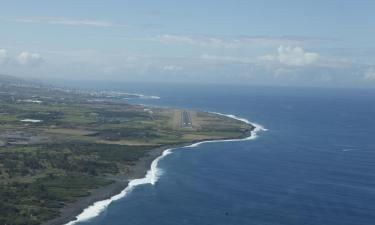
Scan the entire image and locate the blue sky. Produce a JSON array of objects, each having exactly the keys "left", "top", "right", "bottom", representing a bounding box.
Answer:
[{"left": 1, "top": 0, "right": 375, "bottom": 87}]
